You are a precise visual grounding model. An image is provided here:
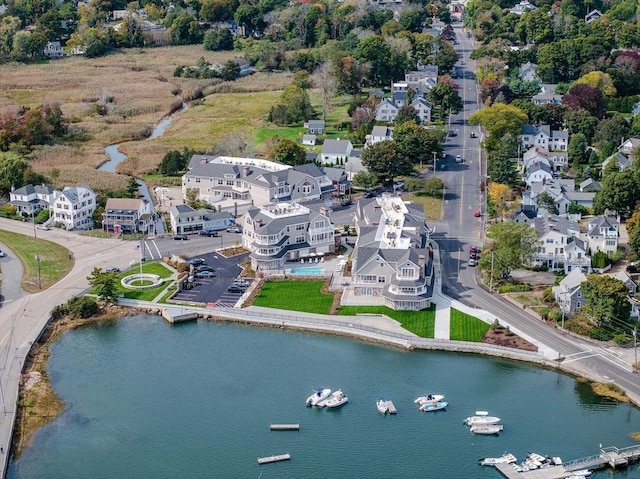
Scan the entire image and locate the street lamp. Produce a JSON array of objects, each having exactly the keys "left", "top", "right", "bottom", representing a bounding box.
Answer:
[{"left": 34, "top": 254, "right": 41, "bottom": 289}]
